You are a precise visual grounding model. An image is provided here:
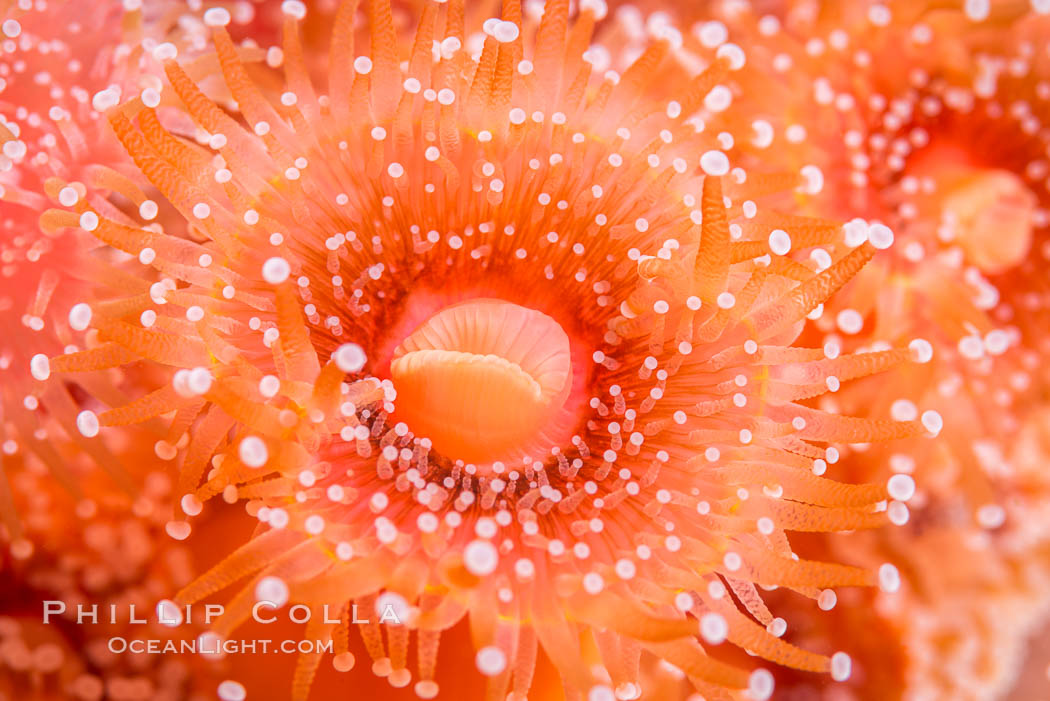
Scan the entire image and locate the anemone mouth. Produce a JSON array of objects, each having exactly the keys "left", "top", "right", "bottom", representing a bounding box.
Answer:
[
  {"left": 934, "top": 168, "right": 1036, "bottom": 274},
  {"left": 897, "top": 142, "right": 1036, "bottom": 275},
  {"left": 388, "top": 298, "right": 582, "bottom": 470}
]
